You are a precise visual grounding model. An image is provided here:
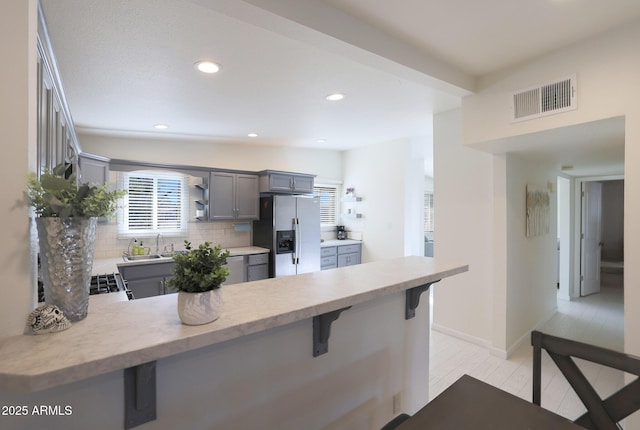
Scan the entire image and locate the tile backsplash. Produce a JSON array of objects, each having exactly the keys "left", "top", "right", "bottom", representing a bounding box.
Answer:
[{"left": 93, "top": 220, "right": 251, "bottom": 259}]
